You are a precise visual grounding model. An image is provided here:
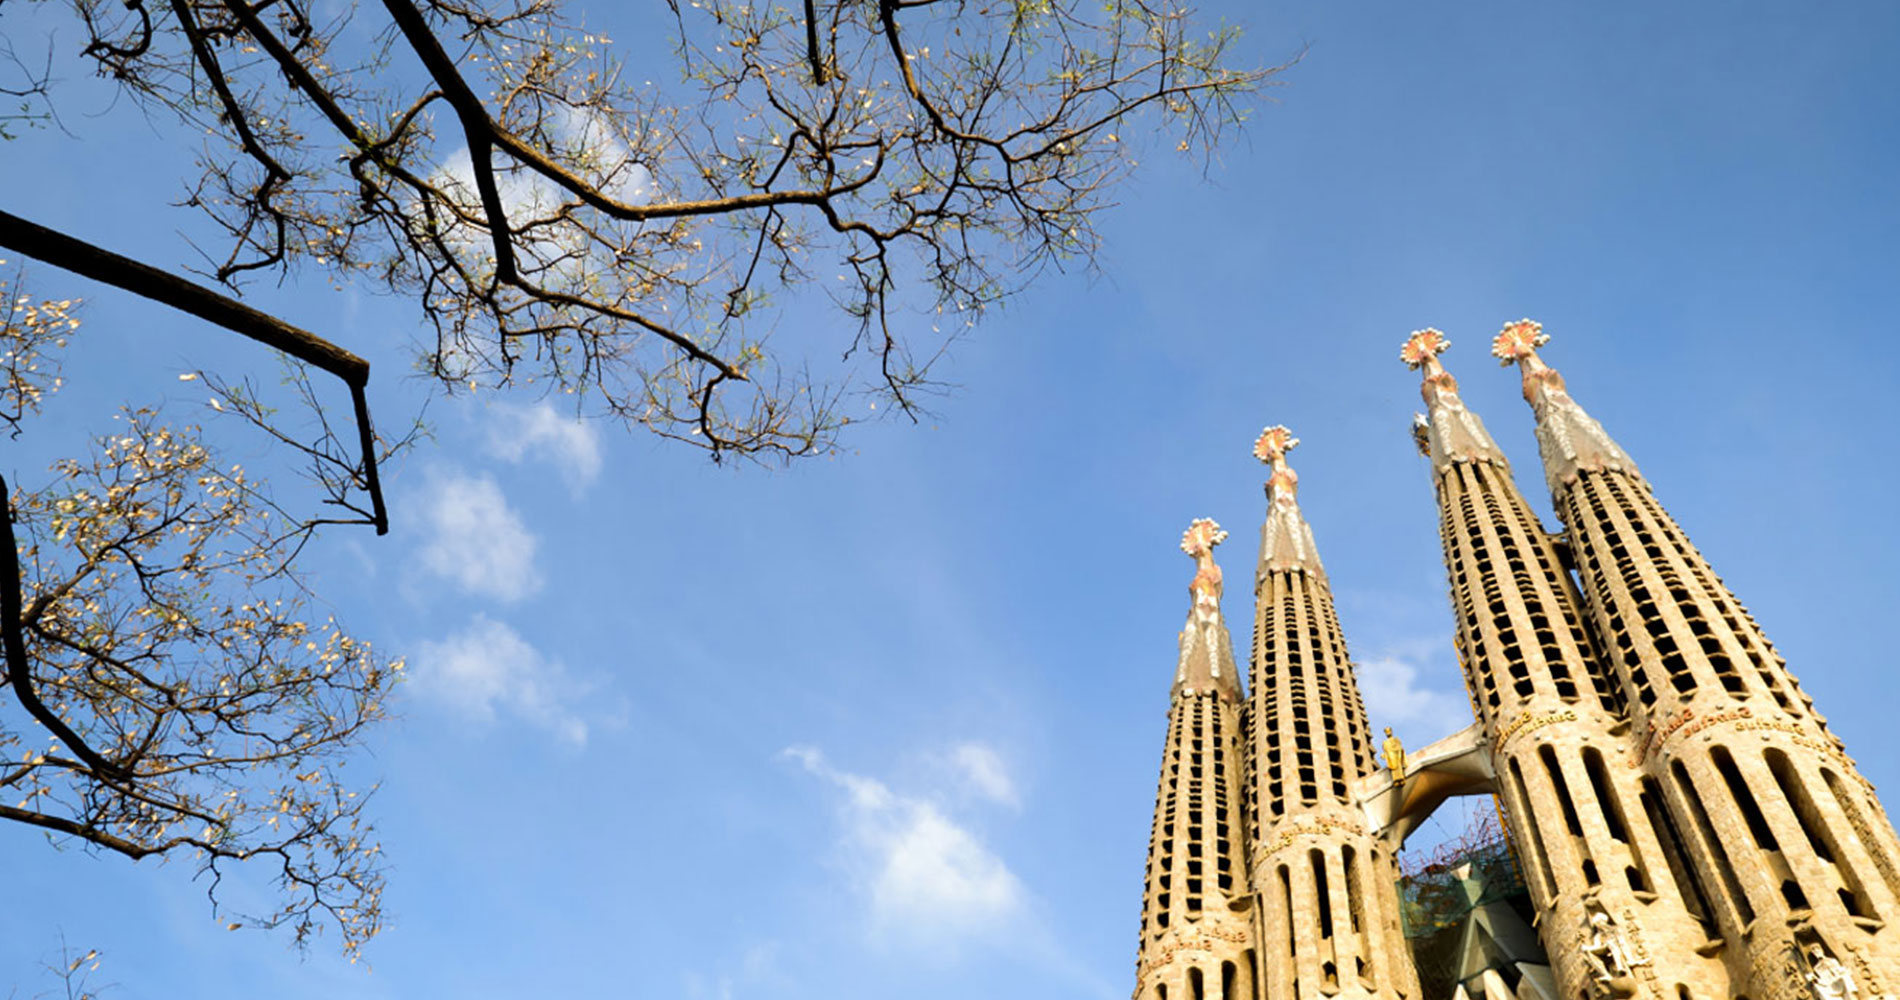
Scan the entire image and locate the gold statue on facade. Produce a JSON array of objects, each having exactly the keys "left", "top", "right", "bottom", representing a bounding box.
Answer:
[{"left": 1382, "top": 726, "right": 1406, "bottom": 782}]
